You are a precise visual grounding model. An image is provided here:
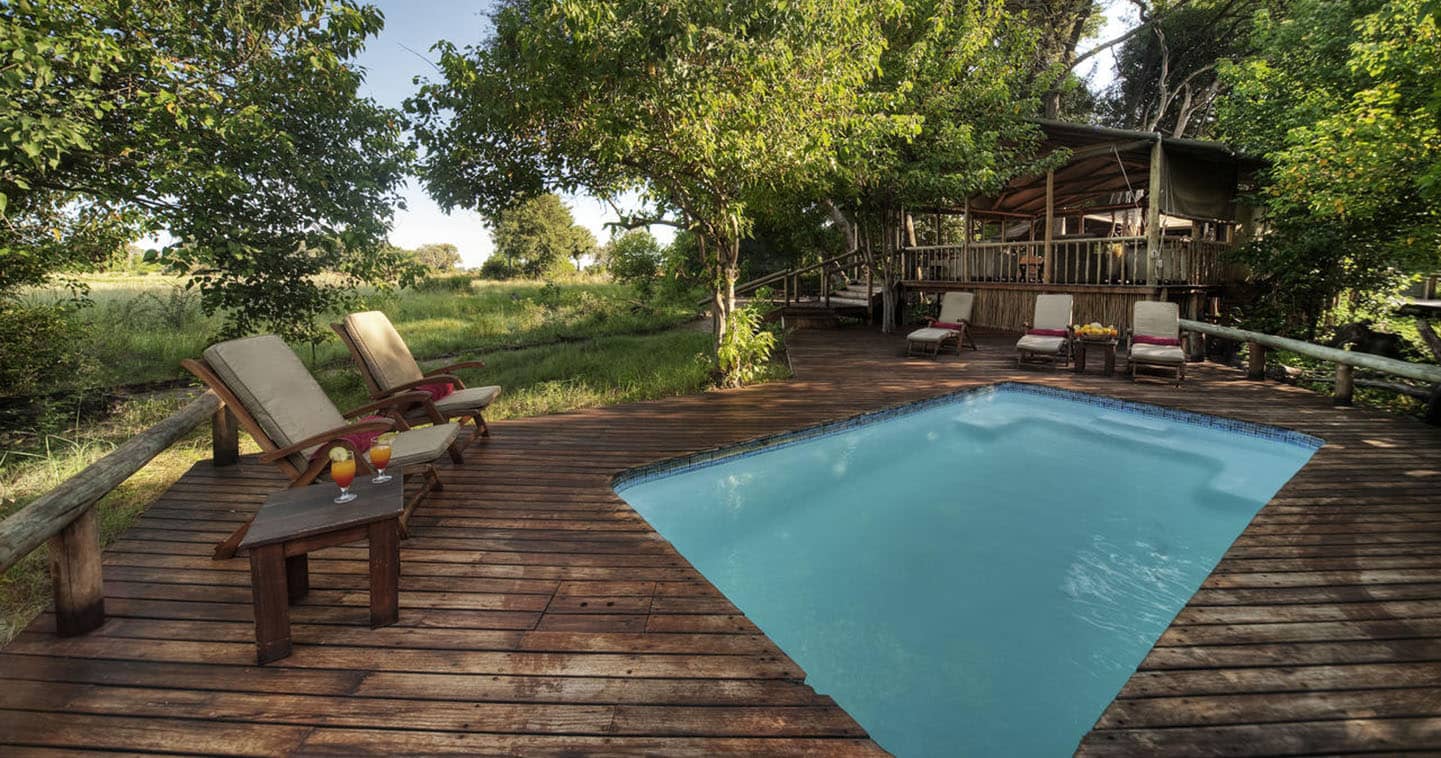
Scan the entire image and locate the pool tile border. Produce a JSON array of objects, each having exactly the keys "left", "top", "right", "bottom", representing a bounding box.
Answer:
[{"left": 611, "top": 382, "right": 1323, "bottom": 493}]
